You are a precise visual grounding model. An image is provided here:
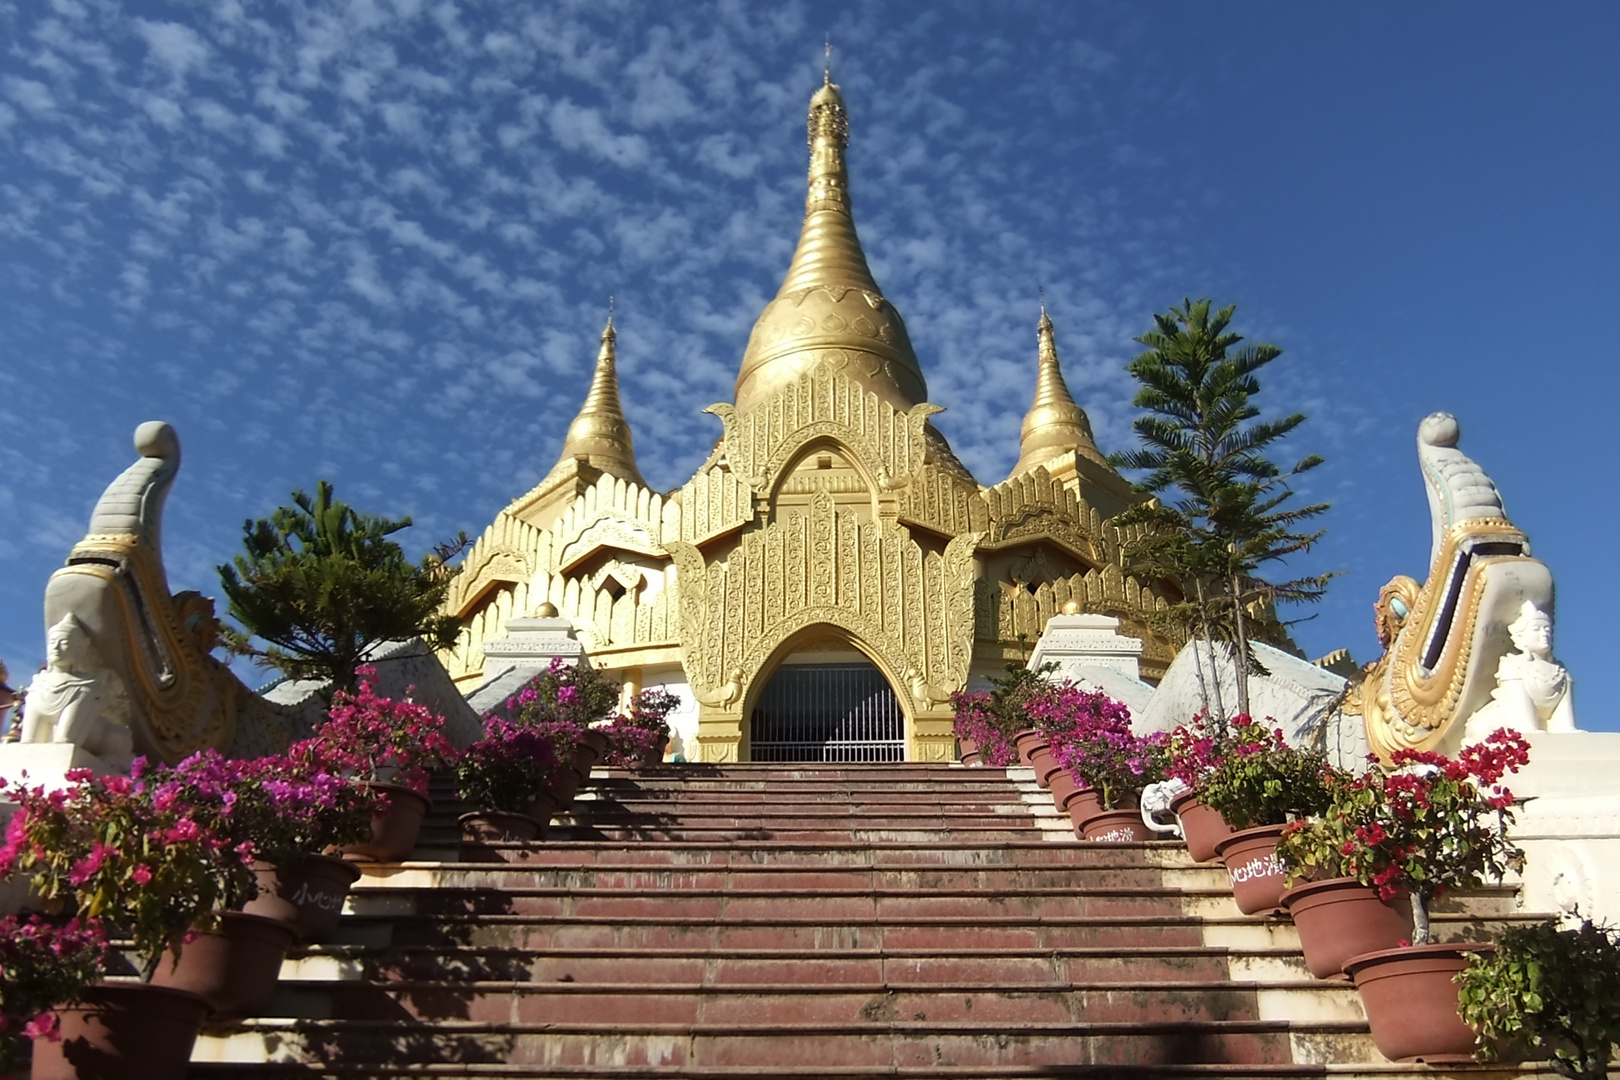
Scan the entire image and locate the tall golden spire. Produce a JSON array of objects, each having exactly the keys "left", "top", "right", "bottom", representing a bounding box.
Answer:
[
  {"left": 552, "top": 311, "right": 647, "bottom": 488},
  {"left": 734, "top": 62, "right": 927, "bottom": 413},
  {"left": 1008, "top": 301, "right": 1106, "bottom": 478}
]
